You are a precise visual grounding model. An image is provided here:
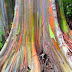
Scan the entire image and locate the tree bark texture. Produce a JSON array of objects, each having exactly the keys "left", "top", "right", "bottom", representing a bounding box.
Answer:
[{"left": 0, "top": 0, "right": 72, "bottom": 72}]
